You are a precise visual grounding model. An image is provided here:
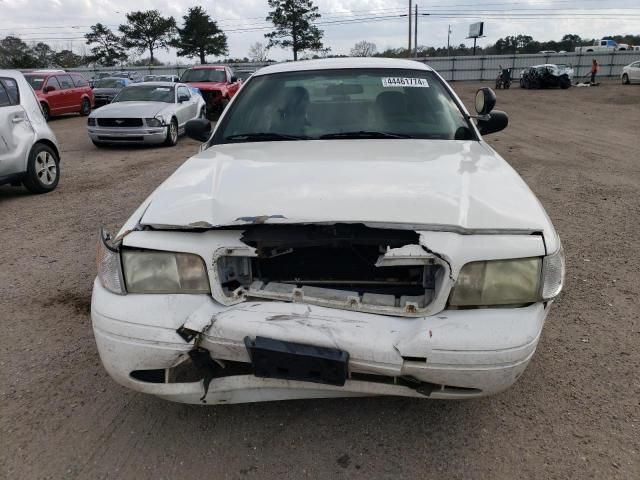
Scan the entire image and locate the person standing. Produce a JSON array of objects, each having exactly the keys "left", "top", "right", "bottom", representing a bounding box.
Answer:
[{"left": 591, "top": 59, "right": 599, "bottom": 84}]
